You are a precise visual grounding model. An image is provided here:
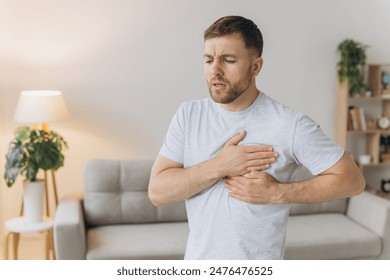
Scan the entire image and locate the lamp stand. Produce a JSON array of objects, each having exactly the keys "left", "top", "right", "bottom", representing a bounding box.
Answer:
[{"left": 44, "top": 170, "right": 59, "bottom": 214}]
